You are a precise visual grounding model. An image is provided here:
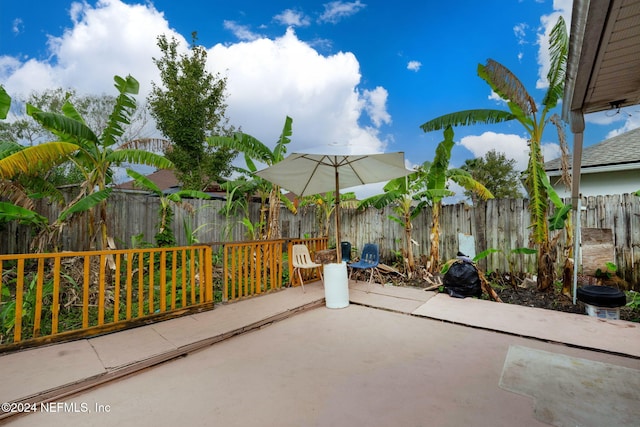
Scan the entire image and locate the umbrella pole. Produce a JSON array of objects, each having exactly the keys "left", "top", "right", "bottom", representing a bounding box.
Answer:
[{"left": 335, "top": 166, "right": 342, "bottom": 262}]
